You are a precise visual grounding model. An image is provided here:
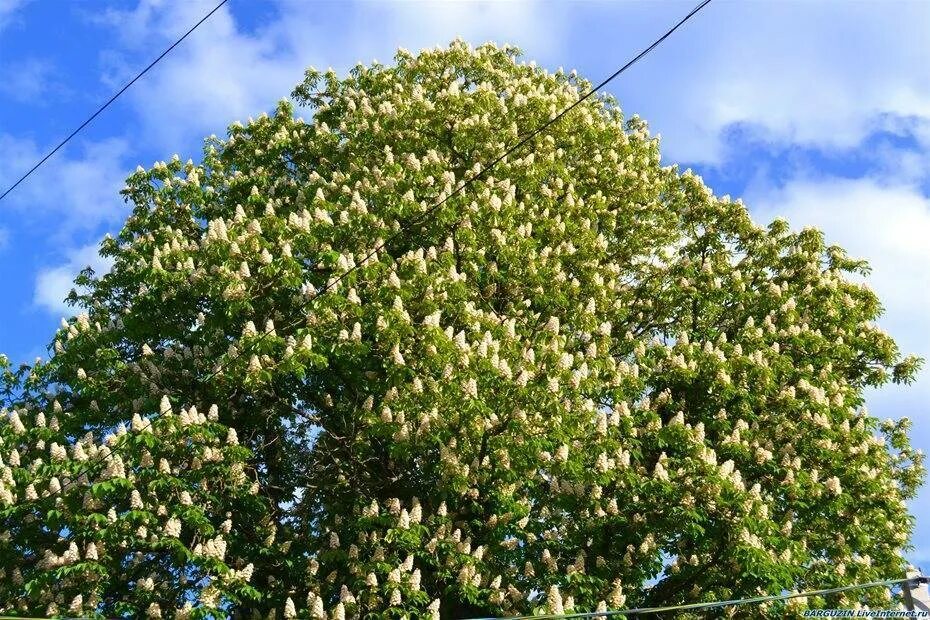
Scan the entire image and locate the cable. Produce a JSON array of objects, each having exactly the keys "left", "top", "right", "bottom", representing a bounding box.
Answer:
[
  {"left": 464, "top": 576, "right": 921, "bottom": 620},
  {"left": 0, "top": 0, "right": 230, "bottom": 204},
  {"left": 0, "top": 577, "right": 918, "bottom": 620},
  {"left": 3, "top": 0, "right": 713, "bottom": 531}
]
